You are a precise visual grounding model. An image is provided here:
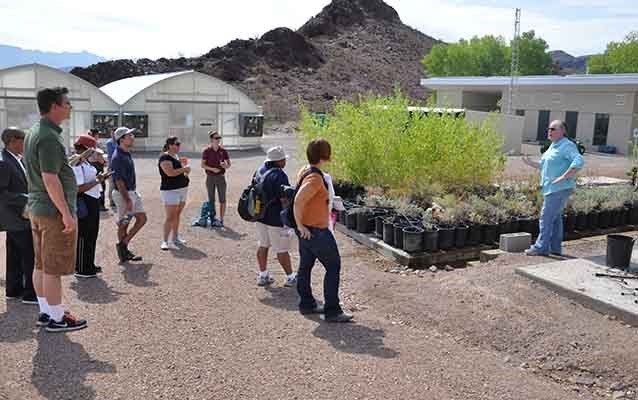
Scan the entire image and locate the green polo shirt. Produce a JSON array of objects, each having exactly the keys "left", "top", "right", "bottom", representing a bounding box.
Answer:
[{"left": 24, "top": 118, "right": 77, "bottom": 216}]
